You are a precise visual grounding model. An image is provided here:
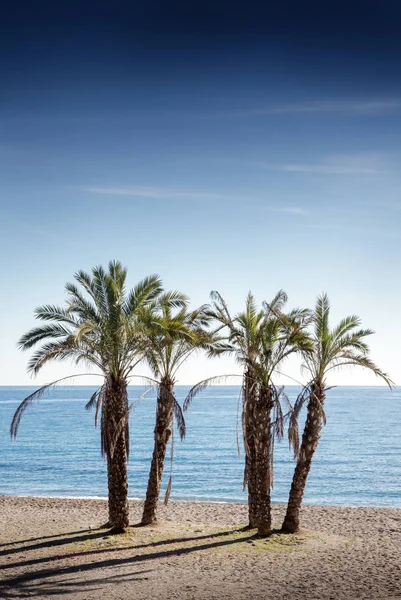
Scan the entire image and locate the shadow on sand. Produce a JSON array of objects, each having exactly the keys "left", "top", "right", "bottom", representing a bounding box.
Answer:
[{"left": 0, "top": 525, "right": 263, "bottom": 598}]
